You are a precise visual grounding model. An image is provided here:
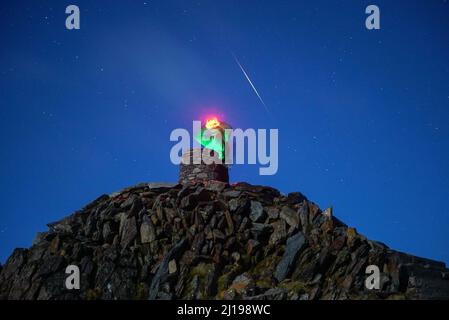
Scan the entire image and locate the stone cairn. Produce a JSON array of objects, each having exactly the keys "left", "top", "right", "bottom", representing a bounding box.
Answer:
[
  {"left": 1, "top": 181, "right": 449, "bottom": 300},
  {"left": 179, "top": 148, "right": 229, "bottom": 185}
]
